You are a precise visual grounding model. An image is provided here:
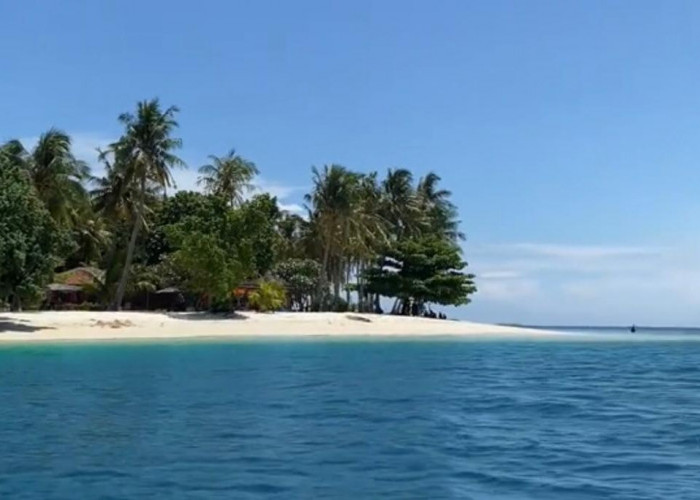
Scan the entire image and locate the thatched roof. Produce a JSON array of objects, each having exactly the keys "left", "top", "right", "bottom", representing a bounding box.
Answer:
[
  {"left": 54, "top": 267, "right": 105, "bottom": 287},
  {"left": 47, "top": 283, "right": 82, "bottom": 293}
]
